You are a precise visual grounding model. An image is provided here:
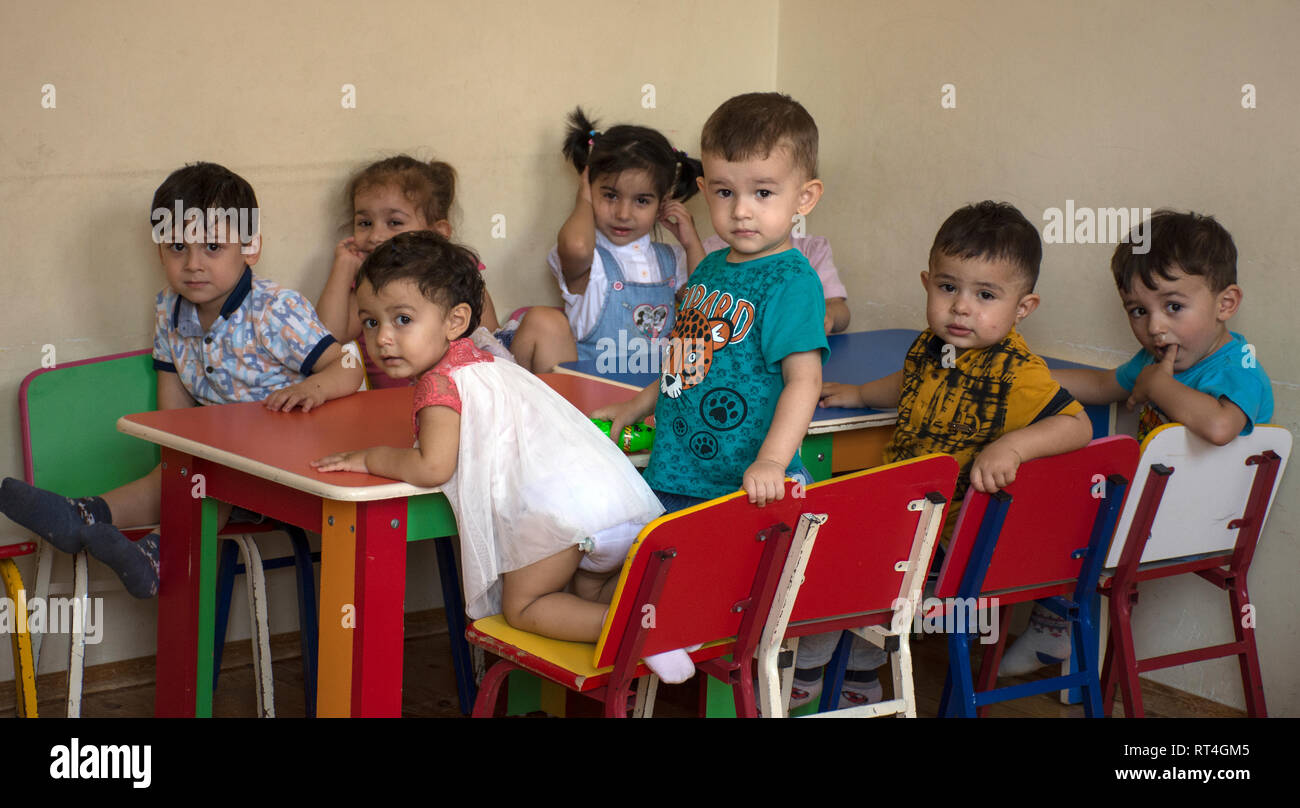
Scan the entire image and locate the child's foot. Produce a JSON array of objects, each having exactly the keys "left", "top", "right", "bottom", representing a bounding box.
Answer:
[
  {"left": 643, "top": 644, "right": 702, "bottom": 684},
  {"left": 80, "top": 524, "right": 159, "bottom": 599},
  {"left": 840, "top": 669, "right": 884, "bottom": 708},
  {"left": 999, "top": 603, "right": 1071, "bottom": 677},
  {"left": 0, "top": 477, "right": 112, "bottom": 553},
  {"left": 789, "top": 667, "right": 824, "bottom": 709}
]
